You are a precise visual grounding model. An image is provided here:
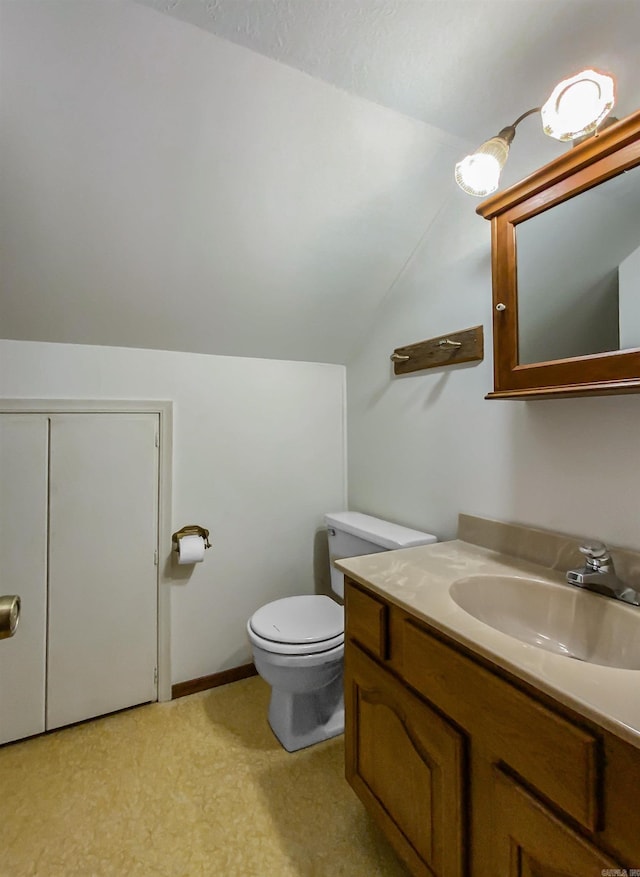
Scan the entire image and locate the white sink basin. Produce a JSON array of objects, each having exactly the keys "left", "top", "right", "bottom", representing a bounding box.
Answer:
[{"left": 449, "top": 574, "right": 640, "bottom": 669}]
